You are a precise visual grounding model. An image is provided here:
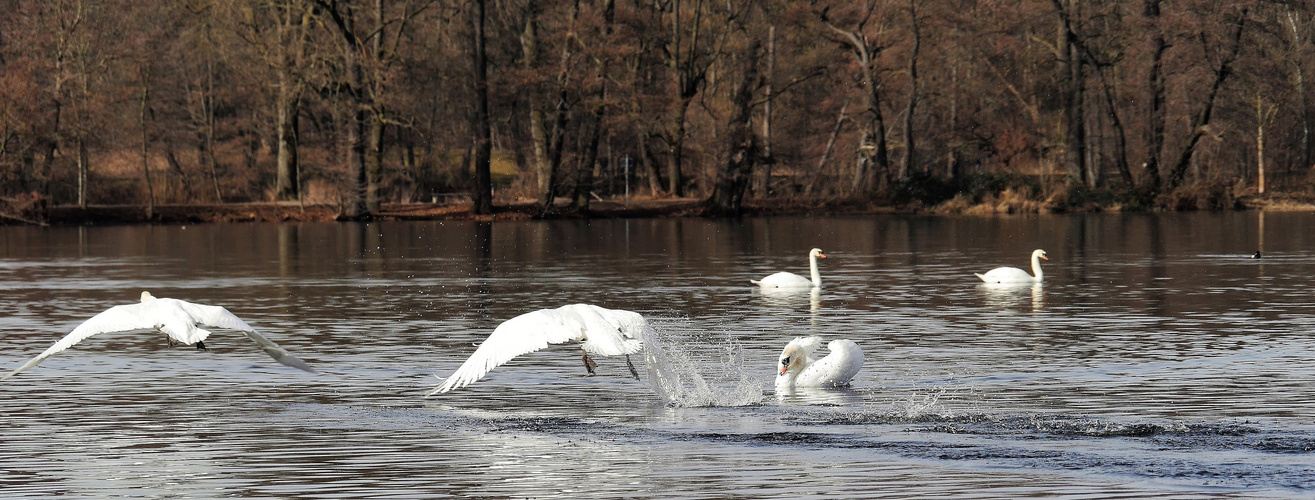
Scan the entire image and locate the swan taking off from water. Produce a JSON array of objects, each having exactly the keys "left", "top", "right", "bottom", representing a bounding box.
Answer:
[
  {"left": 975, "top": 249, "right": 1049, "bottom": 283},
  {"left": 428, "top": 304, "right": 646, "bottom": 395},
  {"left": 2, "top": 291, "right": 315, "bottom": 380},
  {"left": 775, "top": 336, "right": 864, "bottom": 390},
  {"left": 752, "top": 248, "right": 827, "bottom": 289}
]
